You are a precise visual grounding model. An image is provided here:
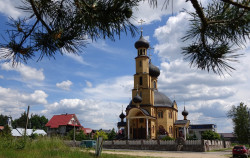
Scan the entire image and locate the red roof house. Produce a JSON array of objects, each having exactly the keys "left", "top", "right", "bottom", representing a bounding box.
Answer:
[{"left": 46, "top": 114, "right": 82, "bottom": 136}]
